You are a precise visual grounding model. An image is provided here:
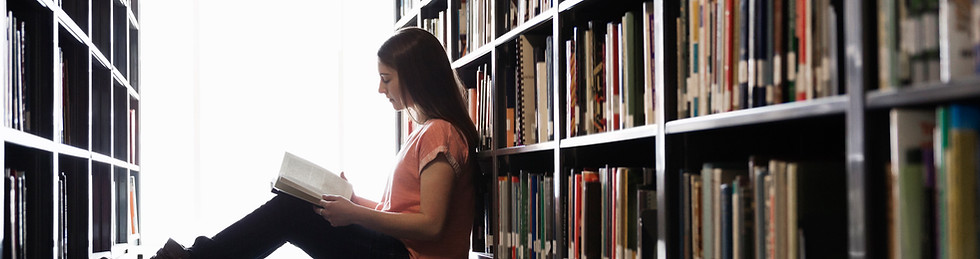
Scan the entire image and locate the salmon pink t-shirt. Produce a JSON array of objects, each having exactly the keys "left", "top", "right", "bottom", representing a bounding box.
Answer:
[{"left": 376, "top": 119, "right": 474, "bottom": 259}]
